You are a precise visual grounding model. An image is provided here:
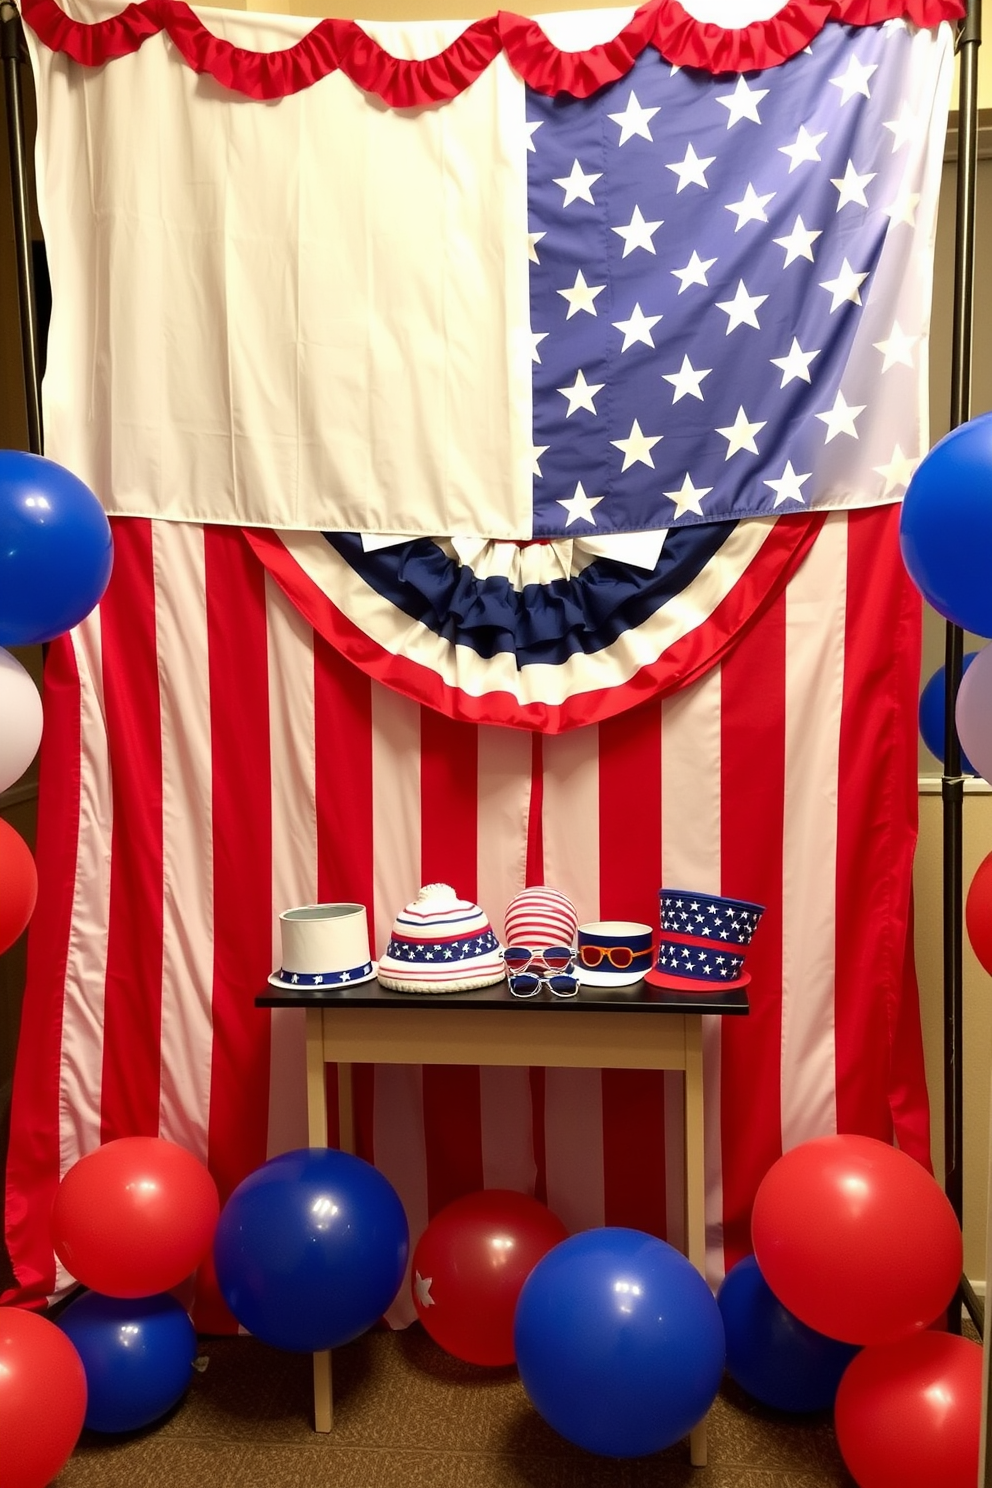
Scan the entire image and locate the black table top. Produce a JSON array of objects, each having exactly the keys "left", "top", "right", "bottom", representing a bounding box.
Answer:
[{"left": 257, "top": 976, "right": 749, "bottom": 1017}]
